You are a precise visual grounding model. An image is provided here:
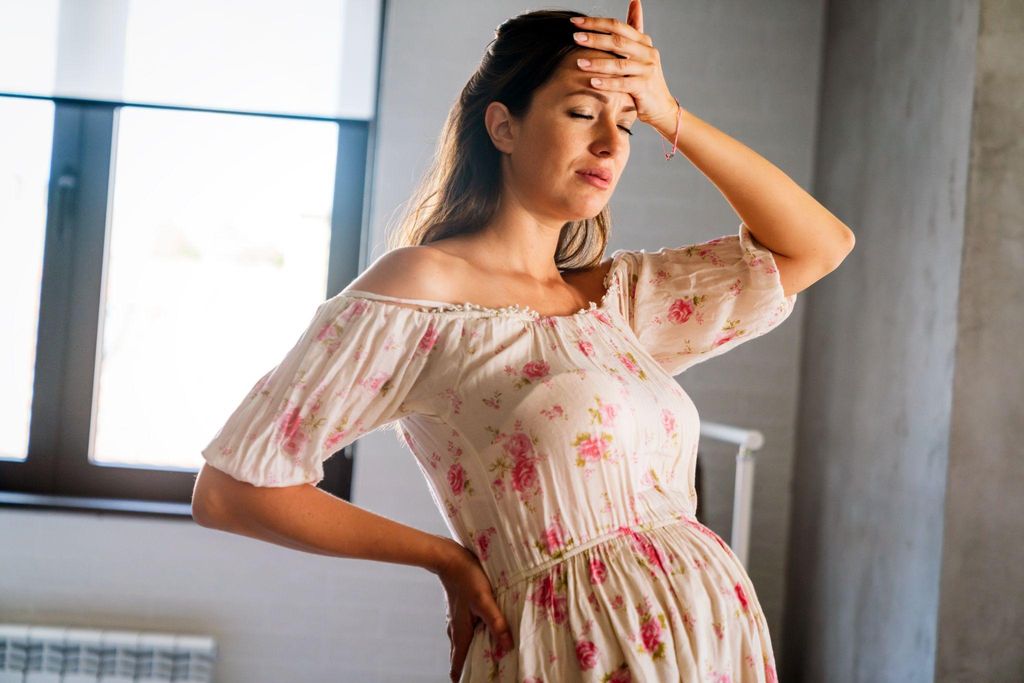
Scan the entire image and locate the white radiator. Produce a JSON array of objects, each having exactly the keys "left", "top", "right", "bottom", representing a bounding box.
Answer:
[{"left": 0, "top": 624, "right": 216, "bottom": 683}]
